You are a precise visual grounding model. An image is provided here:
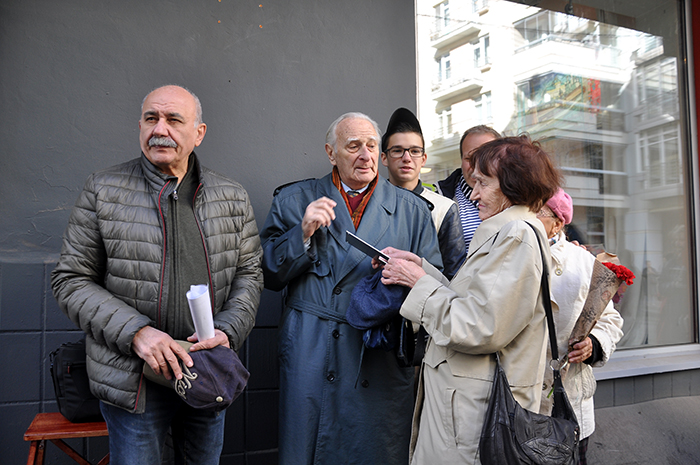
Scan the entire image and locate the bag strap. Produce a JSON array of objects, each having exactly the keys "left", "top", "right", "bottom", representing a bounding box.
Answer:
[{"left": 524, "top": 221, "right": 559, "bottom": 362}]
